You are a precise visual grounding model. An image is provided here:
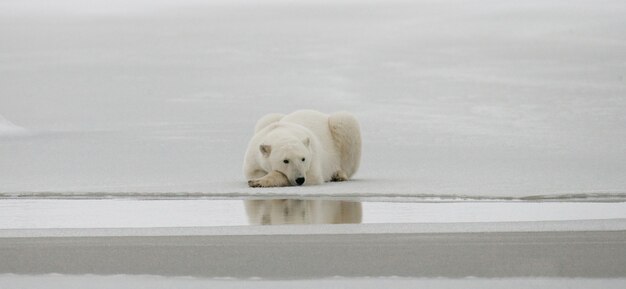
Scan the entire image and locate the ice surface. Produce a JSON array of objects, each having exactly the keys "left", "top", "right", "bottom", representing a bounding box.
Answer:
[
  {"left": 3, "top": 218, "right": 626, "bottom": 238},
  {"left": 1, "top": 0, "right": 625, "bottom": 200},
  {"left": 2, "top": 226, "right": 625, "bottom": 278},
  {"left": 1, "top": 275, "right": 625, "bottom": 289}
]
